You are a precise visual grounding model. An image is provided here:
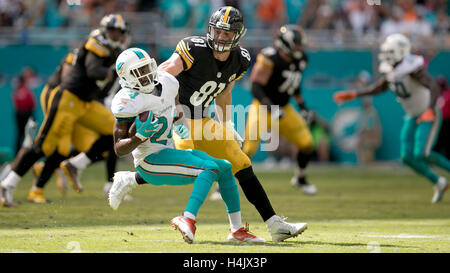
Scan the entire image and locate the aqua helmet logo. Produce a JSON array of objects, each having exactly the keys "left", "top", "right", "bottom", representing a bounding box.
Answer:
[{"left": 117, "top": 62, "right": 124, "bottom": 75}]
